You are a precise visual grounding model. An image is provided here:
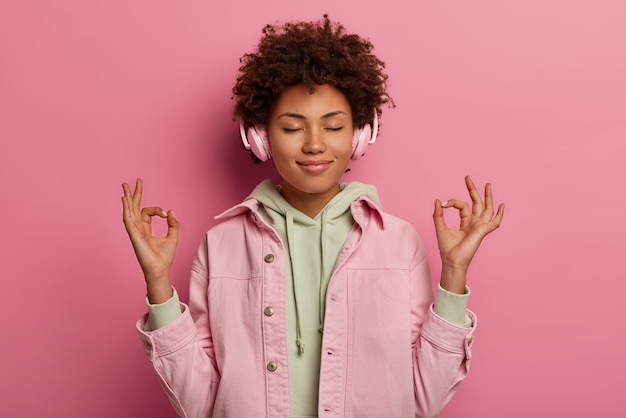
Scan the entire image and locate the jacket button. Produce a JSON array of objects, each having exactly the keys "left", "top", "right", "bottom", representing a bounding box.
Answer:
[
  {"left": 267, "top": 361, "right": 278, "bottom": 372},
  {"left": 264, "top": 306, "right": 275, "bottom": 316},
  {"left": 264, "top": 254, "right": 275, "bottom": 263}
]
